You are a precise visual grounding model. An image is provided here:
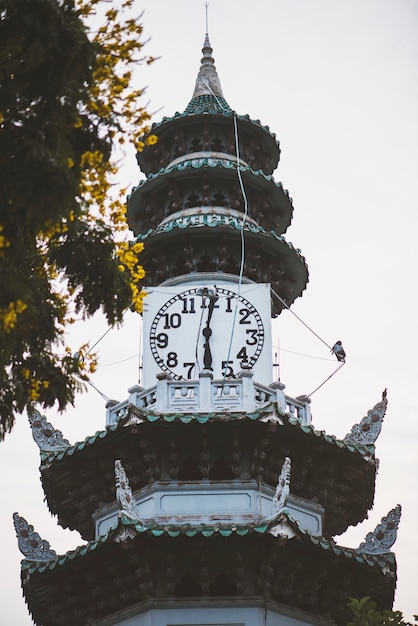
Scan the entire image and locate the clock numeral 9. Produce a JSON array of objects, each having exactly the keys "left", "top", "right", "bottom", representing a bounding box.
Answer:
[{"left": 154, "top": 332, "right": 168, "bottom": 348}]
